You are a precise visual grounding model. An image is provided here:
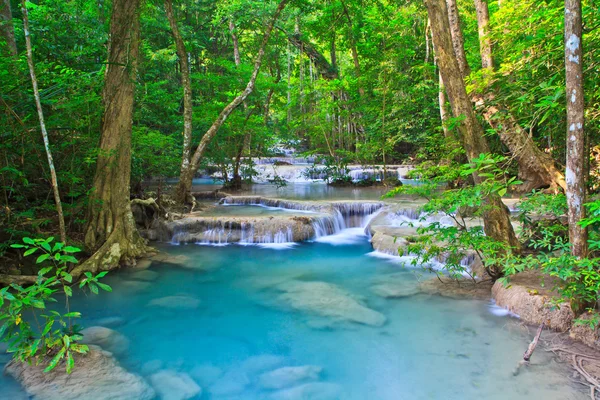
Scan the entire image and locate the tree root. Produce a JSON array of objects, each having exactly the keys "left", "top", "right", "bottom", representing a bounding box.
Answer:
[
  {"left": 0, "top": 274, "right": 37, "bottom": 286},
  {"left": 546, "top": 345, "right": 600, "bottom": 399}
]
